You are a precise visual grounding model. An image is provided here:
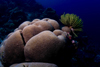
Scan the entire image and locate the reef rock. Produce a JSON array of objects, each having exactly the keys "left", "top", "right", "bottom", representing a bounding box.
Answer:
[{"left": 10, "top": 62, "right": 58, "bottom": 67}]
